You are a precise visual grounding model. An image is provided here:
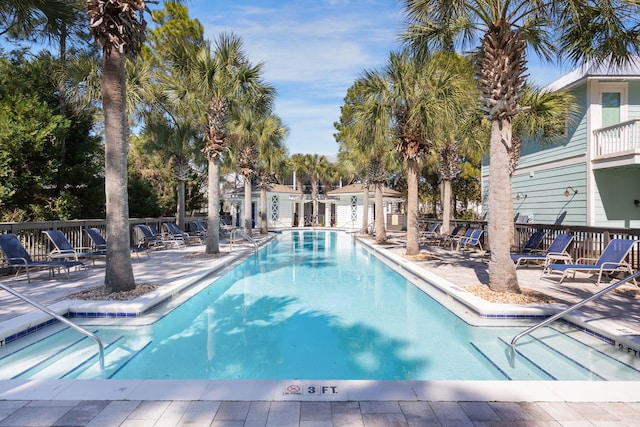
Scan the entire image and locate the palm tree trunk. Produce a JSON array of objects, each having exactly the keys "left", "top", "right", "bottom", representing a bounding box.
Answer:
[
  {"left": 442, "top": 179, "right": 452, "bottom": 235},
  {"left": 205, "top": 158, "right": 220, "bottom": 254},
  {"left": 488, "top": 119, "right": 520, "bottom": 292},
  {"left": 102, "top": 48, "right": 135, "bottom": 292},
  {"left": 177, "top": 180, "right": 185, "bottom": 229},
  {"left": 361, "top": 184, "right": 370, "bottom": 233},
  {"left": 374, "top": 184, "right": 386, "bottom": 243},
  {"left": 260, "top": 187, "right": 267, "bottom": 234},
  {"left": 244, "top": 175, "right": 252, "bottom": 236},
  {"left": 405, "top": 158, "right": 420, "bottom": 256}
]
